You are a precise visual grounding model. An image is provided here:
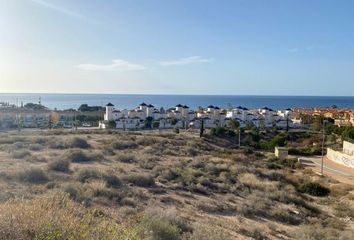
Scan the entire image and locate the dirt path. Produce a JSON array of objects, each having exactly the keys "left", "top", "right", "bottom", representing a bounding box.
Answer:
[{"left": 299, "top": 156, "right": 354, "bottom": 185}]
